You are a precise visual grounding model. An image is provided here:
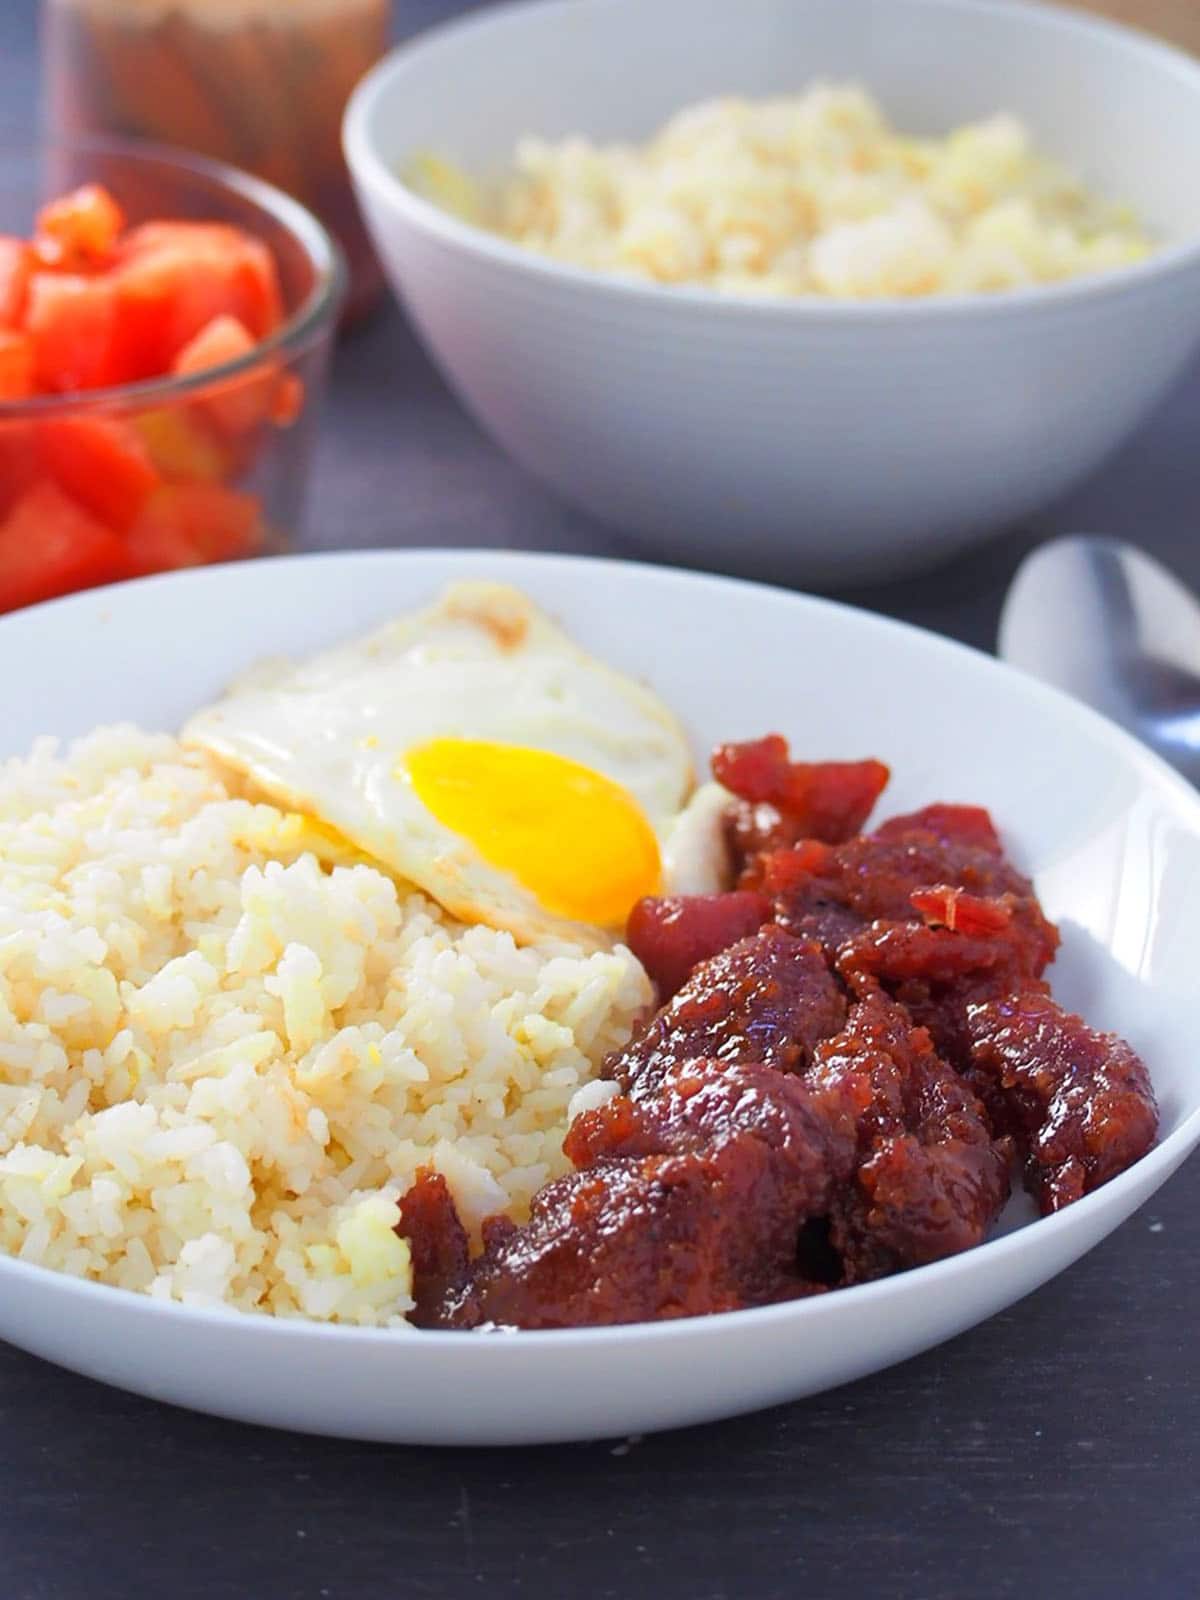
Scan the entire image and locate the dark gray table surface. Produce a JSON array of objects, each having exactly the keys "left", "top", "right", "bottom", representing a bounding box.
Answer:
[{"left": 2, "top": 4, "right": 1198, "bottom": 1597}]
